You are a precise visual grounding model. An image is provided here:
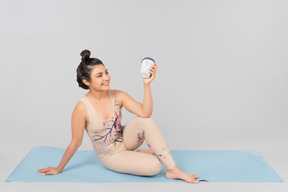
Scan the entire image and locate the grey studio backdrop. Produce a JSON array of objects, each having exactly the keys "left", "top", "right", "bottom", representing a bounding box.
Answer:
[{"left": 1, "top": 0, "right": 288, "bottom": 190}]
